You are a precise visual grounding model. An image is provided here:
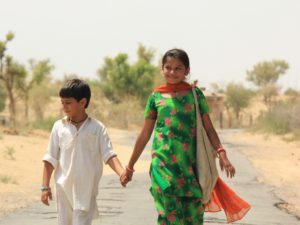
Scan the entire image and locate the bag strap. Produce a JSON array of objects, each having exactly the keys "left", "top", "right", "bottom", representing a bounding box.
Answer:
[{"left": 191, "top": 79, "right": 203, "bottom": 127}]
